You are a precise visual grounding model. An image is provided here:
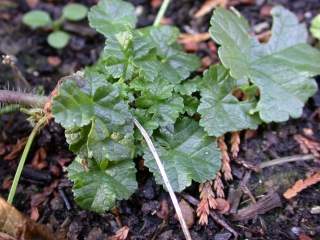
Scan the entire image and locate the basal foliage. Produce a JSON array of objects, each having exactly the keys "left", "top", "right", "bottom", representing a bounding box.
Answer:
[{"left": 52, "top": 0, "right": 320, "bottom": 212}]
